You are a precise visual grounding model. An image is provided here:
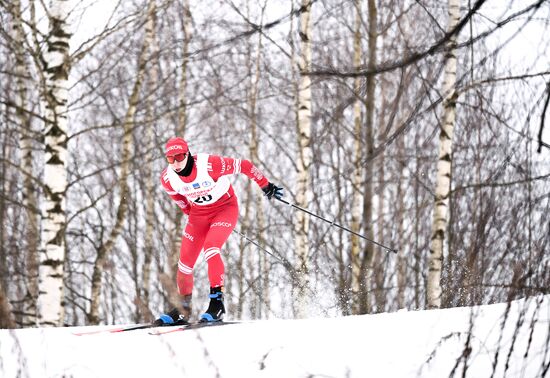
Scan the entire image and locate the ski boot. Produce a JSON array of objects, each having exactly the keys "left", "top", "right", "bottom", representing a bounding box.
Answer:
[
  {"left": 153, "top": 295, "right": 192, "bottom": 326},
  {"left": 200, "top": 286, "right": 225, "bottom": 322}
]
